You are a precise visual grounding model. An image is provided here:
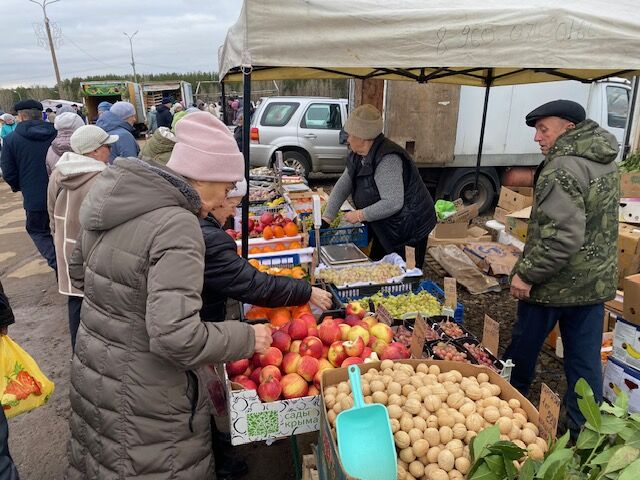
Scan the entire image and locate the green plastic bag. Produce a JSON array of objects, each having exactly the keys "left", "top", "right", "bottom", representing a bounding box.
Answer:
[{"left": 435, "top": 199, "right": 458, "bottom": 221}]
